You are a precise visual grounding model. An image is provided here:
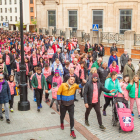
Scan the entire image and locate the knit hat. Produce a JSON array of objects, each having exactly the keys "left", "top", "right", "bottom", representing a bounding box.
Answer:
[
  {"left": 117, "top": 74, "right": 123, "bottom": 79},
  {"left": 92, "top": 73, "right": 99, "bottom": 79},
  {"left": 55, "top": 69, "right": 59, "bottom": 74},
  {"left": 52, "top": 82, "right": 57, "bottom": 87}
]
